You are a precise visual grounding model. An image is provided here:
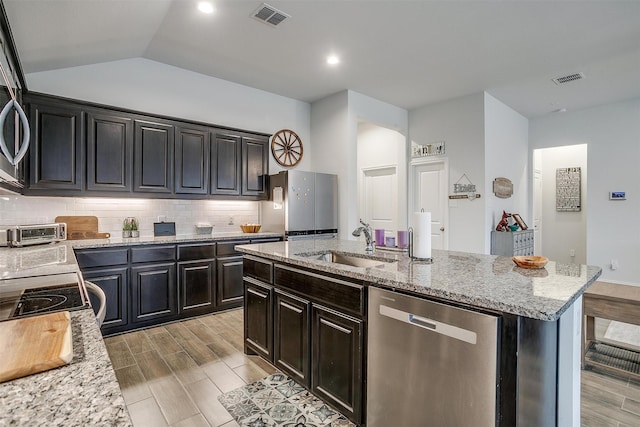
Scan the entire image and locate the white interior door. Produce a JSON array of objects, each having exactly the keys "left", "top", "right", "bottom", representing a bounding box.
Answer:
[
  {"left": 362, "top": 166, "right": 397, "bottom": 234},
  {"left": 534, "top": 169, "right": 542, "bottom": 255},
  {"left": 411, "top": 160, "right": 447, "bottom": 250}
]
